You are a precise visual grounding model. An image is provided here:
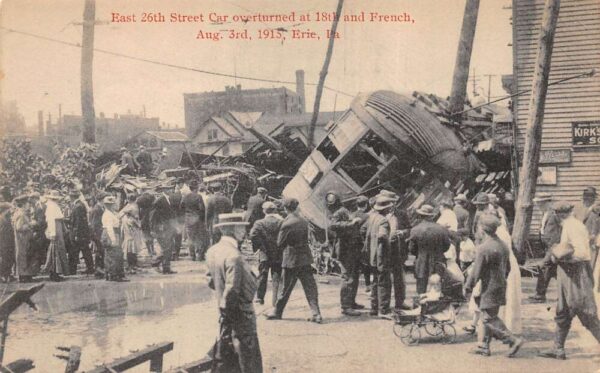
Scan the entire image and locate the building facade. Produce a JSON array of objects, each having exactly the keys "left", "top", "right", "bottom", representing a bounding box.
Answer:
[{"left": 512, "top": 0, "right": 600, "bottom": 237}]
